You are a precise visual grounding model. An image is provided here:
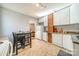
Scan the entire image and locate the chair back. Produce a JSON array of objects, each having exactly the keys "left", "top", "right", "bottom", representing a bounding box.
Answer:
[{"left": 12, "top": 32, "right": 17, "bottom": 42}]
